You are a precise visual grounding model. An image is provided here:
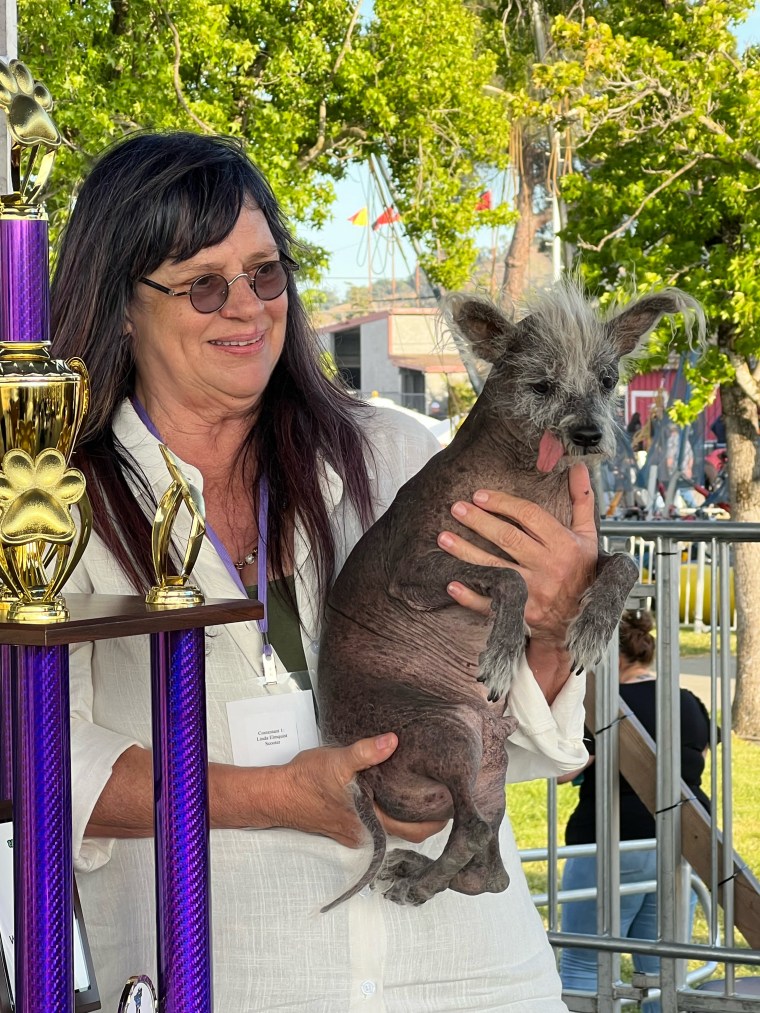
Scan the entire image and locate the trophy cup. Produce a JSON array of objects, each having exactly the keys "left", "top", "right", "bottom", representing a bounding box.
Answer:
[{"left": 0, "top": 58, "right": 261, "bottom": 1013}]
